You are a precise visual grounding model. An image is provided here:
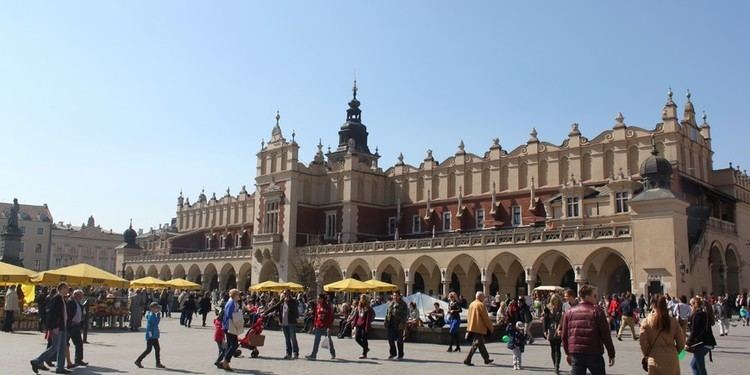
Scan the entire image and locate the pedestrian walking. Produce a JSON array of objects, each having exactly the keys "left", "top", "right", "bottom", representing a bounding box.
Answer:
[
  {"left": 199, "top": 292, "right": 212, "bottom": 327},
  {"left": 217, "top": 289, "right": 244, "bottom": 371},
  {"left": 306, "top": 293, "right": 336, "bottom": 360},
  {"left": 543, "top": 293, "right": 564, "bottom": 374},
  {"left": 507, "top": 321, "right": 527, "bottom": 370},
  {"left": 561, "top": 285, "right": 616, "bottom": 375},
  {"left": 673, "top": 296, "right": 692, "bottom": 337},
  {"left": 181, "top": 293, "right": 196, "bottom": 328},
  {"left": 3, "top": 285, "right": 19, "bottom": 332},
  {"left": 159, "top": 289, "right": 169, "bottom": 318},
  {"left": 30, "top": 282, "right": 70, "bottom": 375},
  {"left": 264, "top": 289, "right": 300, "bottom": 360},
  {"left": 713, "top": 296, "right": 730, "bottom": 336},
  {"left": 639, "top": 295, "right": 685, "bottom": 375},
  {"left": 36, "top": 286, "right": 49, "bottom": 332},
  {"left": 463, "top": 291, "right": 494, "bottom": 366},
  {"left": 177, "top": 290, "right": 188, "bottom": 326},
  {"left": 135, "top": 302, "right": 165, "bottom": 369},
  {"left": 65, "top": 289, "right": 88, "bottom": 369},
  {"left": 617, "top": 292, "right": 638, "bottom": 341},
  {"left": 352, "top": 294, "right": 374, "bottom": 359},
  {"left": 687, "top": 296, "right": 716, "bottom": 375},
  {"left": 129, "top": 288, "right": 145, "bottom": 331},
  {"left": 446, "top": 292, "right": 462, "bottom": 352},
  {"left": 213, "top": 310, "right": 226, "bottom": 362},
  {"left": 384, "top": 290, "right": 408, "bottom": 360}
]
